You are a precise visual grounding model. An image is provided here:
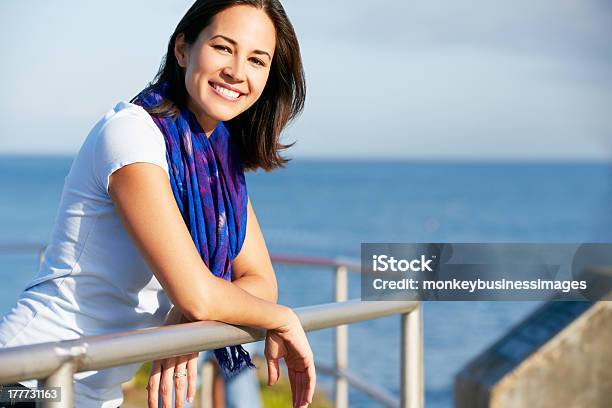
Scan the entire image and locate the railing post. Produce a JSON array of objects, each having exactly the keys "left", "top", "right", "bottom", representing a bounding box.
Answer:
[
  {"left": 199, "top": 360, "right": 214, "bottom": 408},
  {"left": 334, "top": 265, "right": 349, "bottom": 408},
  {"left": 40, "top": 360, "right": 75, "bottom": 408},
  {"left": 400, "top": 305, "right": 423, "bottom": 408}
]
